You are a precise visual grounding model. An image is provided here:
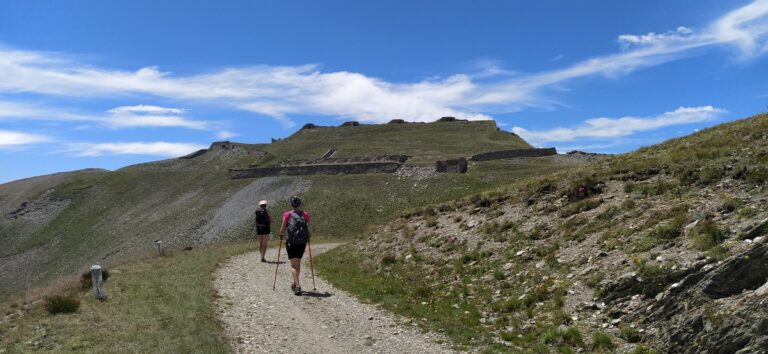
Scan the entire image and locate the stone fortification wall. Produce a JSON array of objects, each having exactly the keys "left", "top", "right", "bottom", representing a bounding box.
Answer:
[
  {"left": 279, "top": 154, "right": 409, "bottom": 167},
  {"left": 435, "top": 158, "right": 468, "bottom": 173},
  {"left": 230, "top": 162, "right": 403, "bottom": 179},
  {"left": 469, "top": 148, "right": 557, "bottom": 161}
]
